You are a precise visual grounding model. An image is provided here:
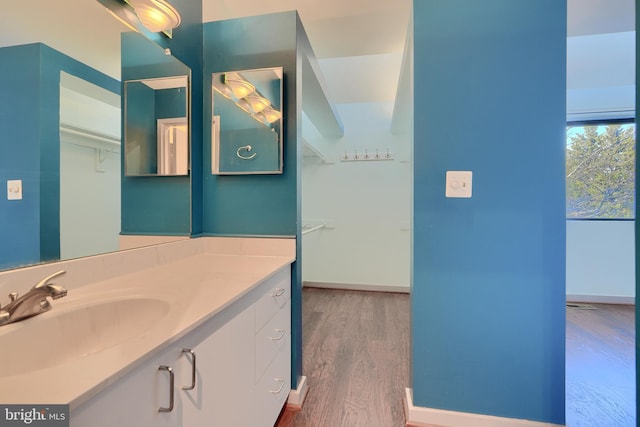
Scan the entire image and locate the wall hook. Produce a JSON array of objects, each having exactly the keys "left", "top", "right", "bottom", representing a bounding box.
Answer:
[{"left": 236, "top": 145, "right": 257, "bottom": 160}]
